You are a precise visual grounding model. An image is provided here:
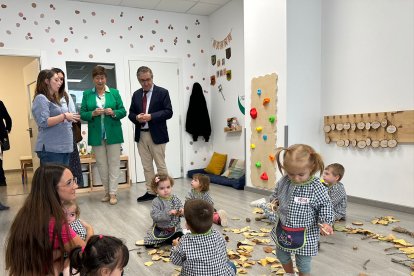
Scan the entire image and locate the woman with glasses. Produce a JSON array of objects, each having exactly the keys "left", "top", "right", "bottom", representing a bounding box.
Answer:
[
  {"left": 5, "top": 164, "right": 86, "bottom": 276},
  {"left": 80, "top": 65, "right": 126, "bottom": 205}
]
